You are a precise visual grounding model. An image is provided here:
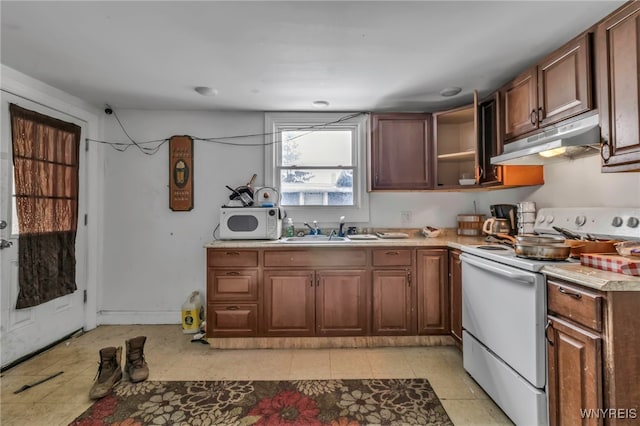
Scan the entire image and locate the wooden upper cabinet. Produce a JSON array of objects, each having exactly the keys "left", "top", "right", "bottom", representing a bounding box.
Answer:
[
  {"left": 503, "top": 67, "right": 539, "bottom": 140},
  {"left": 433, "top": 93, "right": 478, "bottom": 188},
  {"left": 538, "top": 33, "right": 592, "bottom": 128},
  {"left": 370, "top": 113, "right": 433, "bottom": 190},
  {"left": 502, "top": 32, "right": 593, "bottom": 142},
  {"left": 597, "top": 1, "right": 640, "bottom": 172}
]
